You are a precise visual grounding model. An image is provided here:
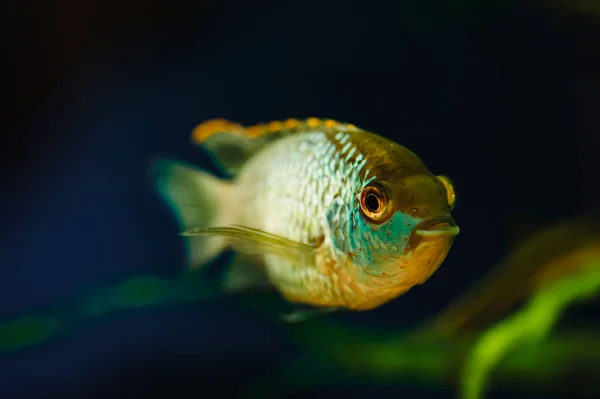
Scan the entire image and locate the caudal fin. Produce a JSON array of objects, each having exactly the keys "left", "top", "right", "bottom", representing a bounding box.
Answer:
[{"left": 152, "top": 160, "right": 233, "bottom": 269}]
